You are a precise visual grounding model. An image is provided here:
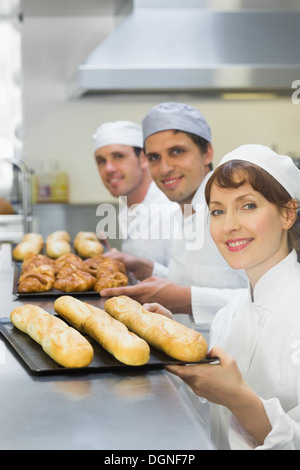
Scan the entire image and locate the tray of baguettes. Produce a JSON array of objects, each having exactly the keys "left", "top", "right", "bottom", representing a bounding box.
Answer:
[
  {"left": 12, "top": 230, "right": 133, "bottom": 296},
  {"left": 0, "top": 295, "right": 218, "bottom": 373}
]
